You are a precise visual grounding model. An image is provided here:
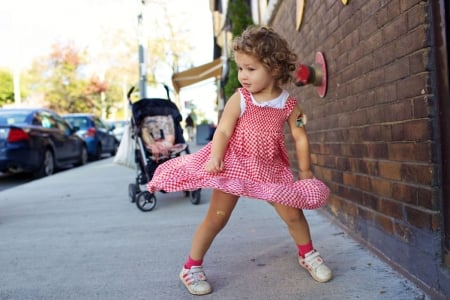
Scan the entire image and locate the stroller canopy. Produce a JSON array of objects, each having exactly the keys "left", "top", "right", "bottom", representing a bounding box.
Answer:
[{"left": 132, "top": 98, "right": 185, "bottom": 144}]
